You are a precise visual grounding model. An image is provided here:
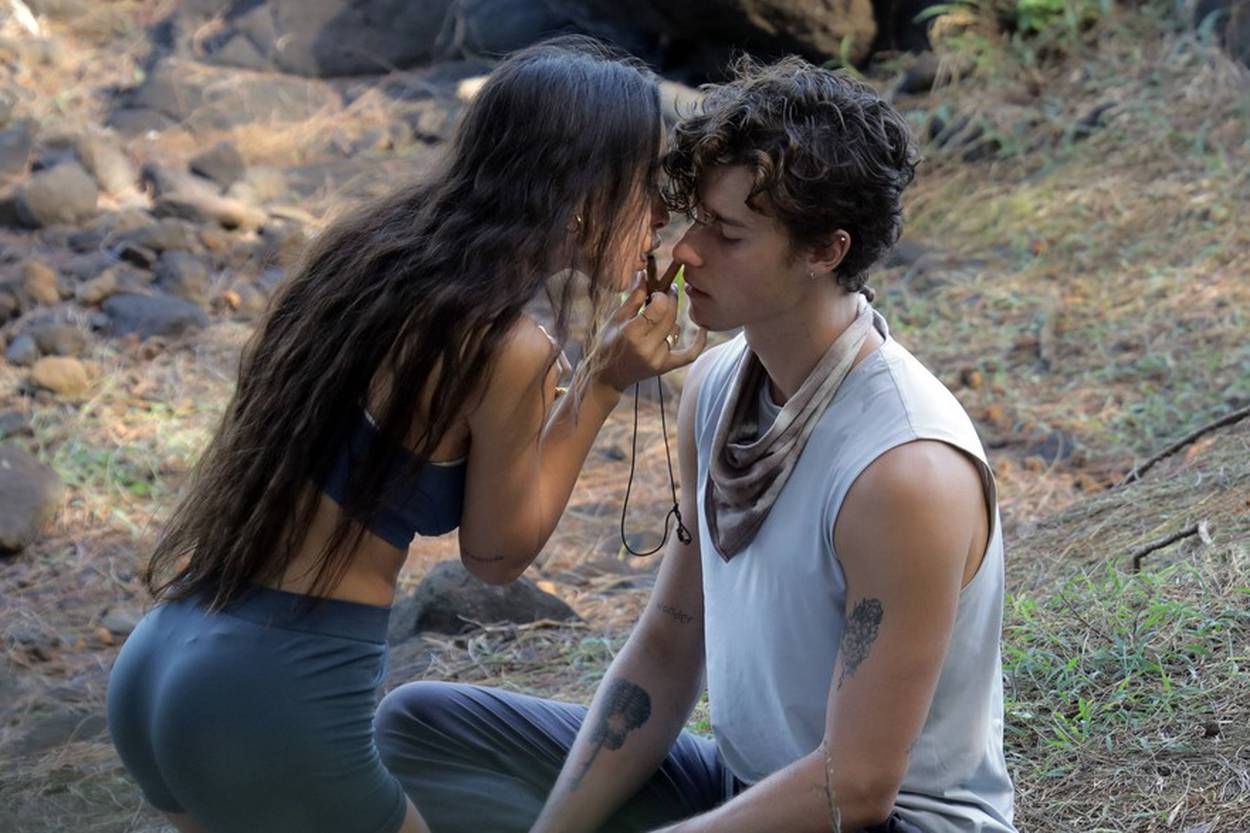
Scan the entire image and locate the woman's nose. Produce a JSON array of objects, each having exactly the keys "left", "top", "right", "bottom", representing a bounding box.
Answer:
[{"left": 650, "top": 192, "right": 669, "bottom": 231}]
